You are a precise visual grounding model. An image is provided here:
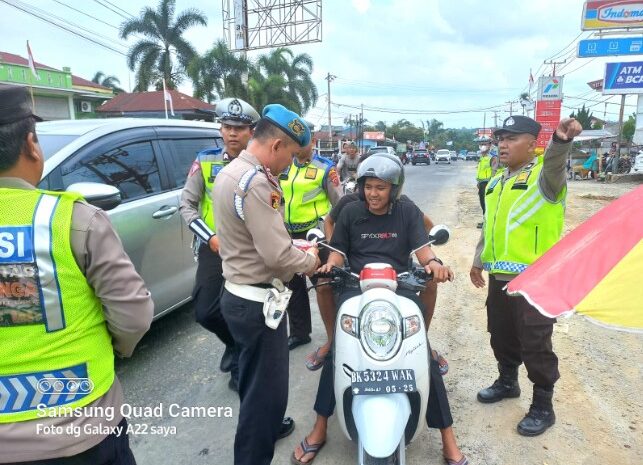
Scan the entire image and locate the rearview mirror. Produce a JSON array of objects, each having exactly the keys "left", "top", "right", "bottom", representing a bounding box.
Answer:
[
  {"left": 306, "top": 228, "right": 326, "bottom": 243},
  {"left": 428, "top": 224, "right": 450, "bottom": 246},
  {"left": 66, "top": 182, "right": 122, "bottom": 211}
]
